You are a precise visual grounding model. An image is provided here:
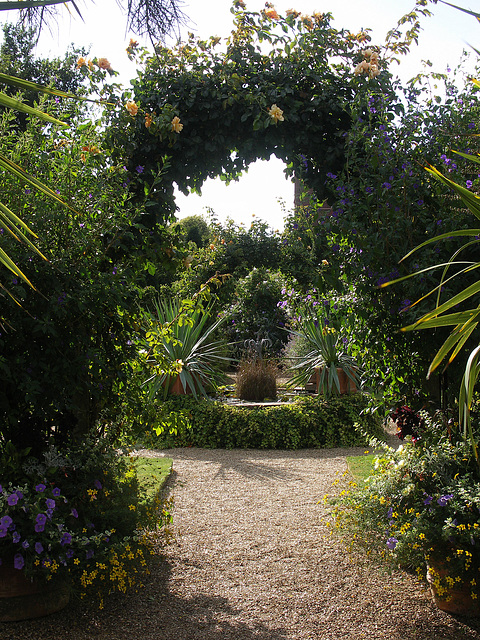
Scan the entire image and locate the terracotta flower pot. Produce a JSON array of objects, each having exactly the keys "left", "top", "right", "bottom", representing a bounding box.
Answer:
[
  {"left": 426, "top": 559, "right": 480, "bottom": 617},
  {"left": 315, "top": 367, "right": 357, "bottom": 395},
  {"left": 169, "top": 375, "right": 194, "bottom": 395},
  {"left": 0, "top": 562, "right": 70, "bottom": 622}
]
